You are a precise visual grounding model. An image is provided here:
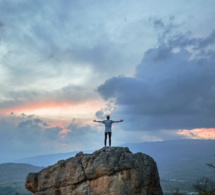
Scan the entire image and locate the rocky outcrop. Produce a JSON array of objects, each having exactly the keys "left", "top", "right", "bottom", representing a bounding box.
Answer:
[{"left": 25, "top": 147, "right": 163, "bottom": 195}]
